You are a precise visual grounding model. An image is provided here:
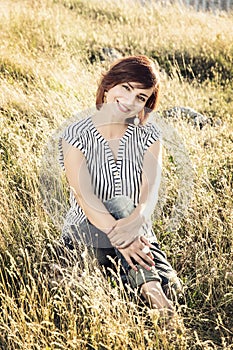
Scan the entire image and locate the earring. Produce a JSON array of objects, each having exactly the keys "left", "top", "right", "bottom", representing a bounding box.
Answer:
[{"left": 133, "top": 115, "right": 140, "bottom": 126}]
